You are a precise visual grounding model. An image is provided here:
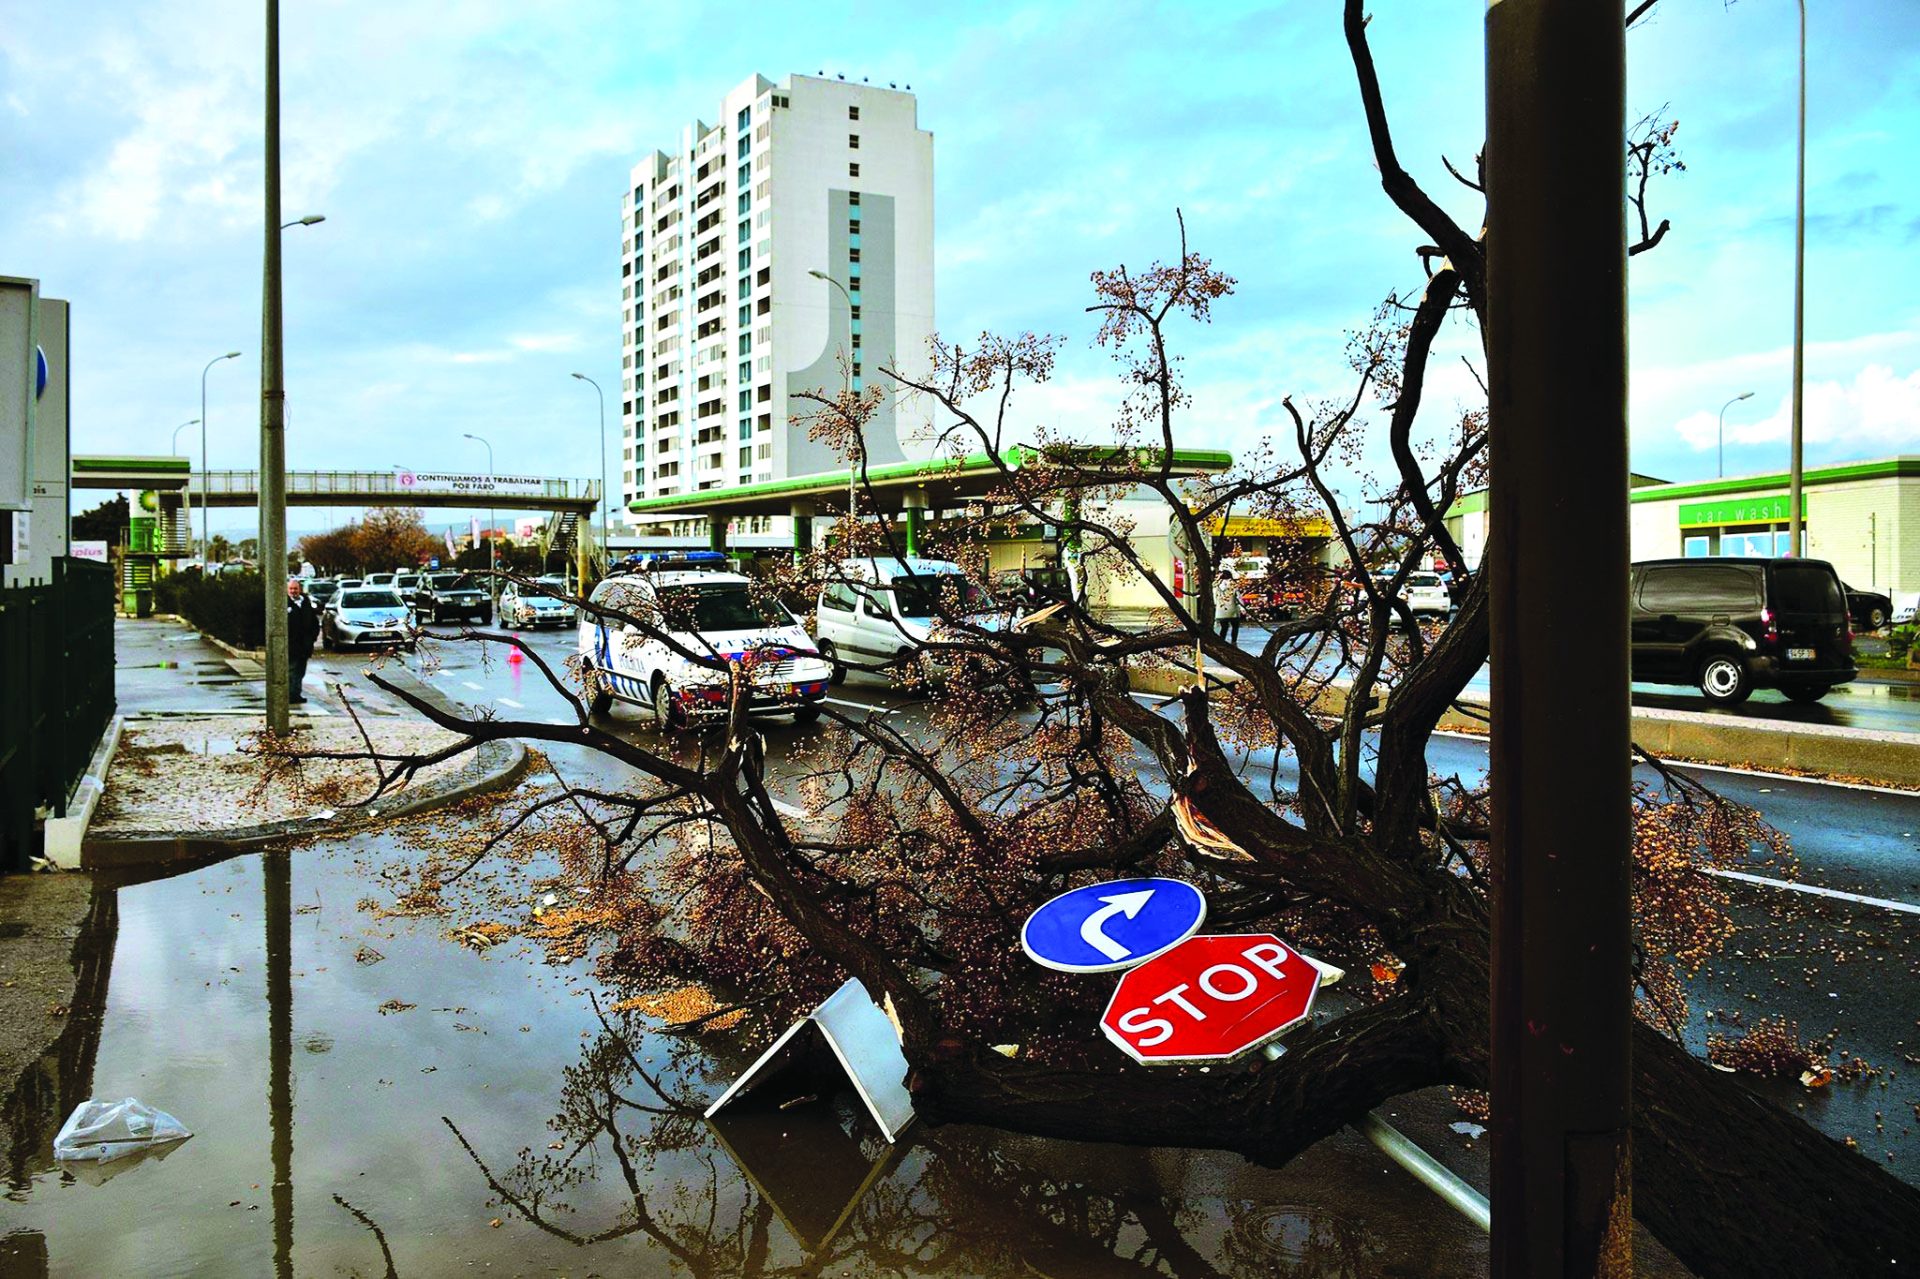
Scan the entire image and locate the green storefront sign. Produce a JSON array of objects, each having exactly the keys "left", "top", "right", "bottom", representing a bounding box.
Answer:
[{"left": 1678, "top": 494, "right": 1798, "bottom": 528}]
